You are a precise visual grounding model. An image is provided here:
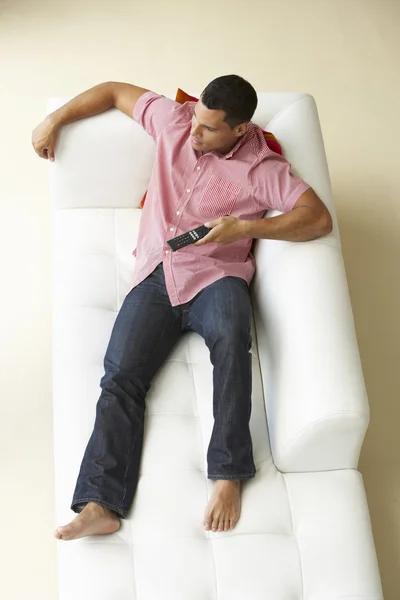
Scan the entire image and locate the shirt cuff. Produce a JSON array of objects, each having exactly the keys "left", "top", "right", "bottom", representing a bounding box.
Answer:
[
  {"left": 132, "top": 90, "right": 159, "bottom": 122},
  {"left": 284, "top": 181, "right": 311, "bottom": 212}
]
